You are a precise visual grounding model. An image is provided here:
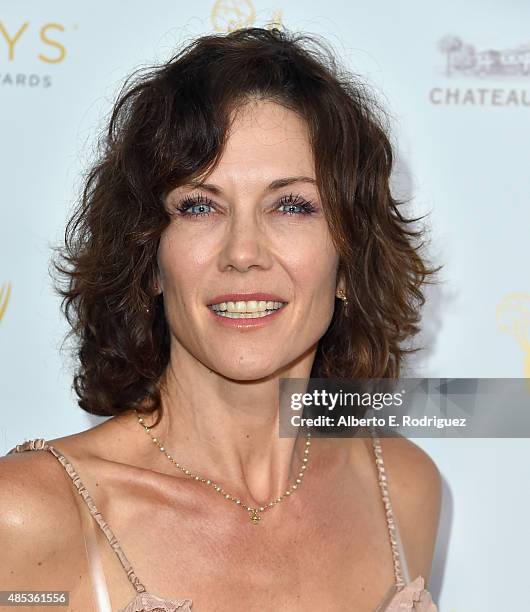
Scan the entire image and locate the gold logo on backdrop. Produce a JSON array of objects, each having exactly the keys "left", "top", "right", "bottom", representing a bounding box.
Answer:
[
  {"left": 0, "top": 20, "right": 74, "bottom": 89},
  {"left": 0, "top": 282, "right": 11, "bottom": 324},
  {"left": 211, "top": 0, "right": 282, "bottom": 33},
  {"left": 496, "top": 293, "right": 530, "bottom": 386},
  {"left": 211, "top": 0, "right": 255, "bottom": 32},
  {"left": 0, "top": 21, "right": 67, "bottom": 63}
]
